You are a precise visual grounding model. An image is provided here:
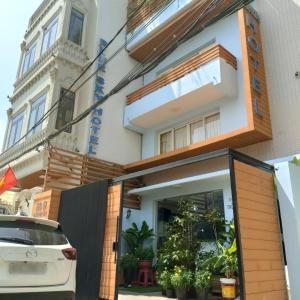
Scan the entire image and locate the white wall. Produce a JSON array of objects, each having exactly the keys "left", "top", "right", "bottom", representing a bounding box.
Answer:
[
  {"left": 275, "top": 161, "right": 300, "bottom": 300},
  {"left": 139, "top": 12, "right": 247, "bottom": 159}
]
